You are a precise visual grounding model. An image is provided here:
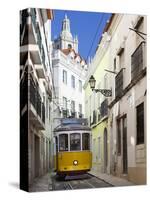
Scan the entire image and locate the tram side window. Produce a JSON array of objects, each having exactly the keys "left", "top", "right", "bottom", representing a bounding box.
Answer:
[
  {"left": 59, "top": 134, "right": 68, "bottom": 151},
  {"left": 70, "top": 133, "right": 81, "bottom": 151},
  {"left": 82, "top": 133, "right": 90, "bottom": 150}
]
